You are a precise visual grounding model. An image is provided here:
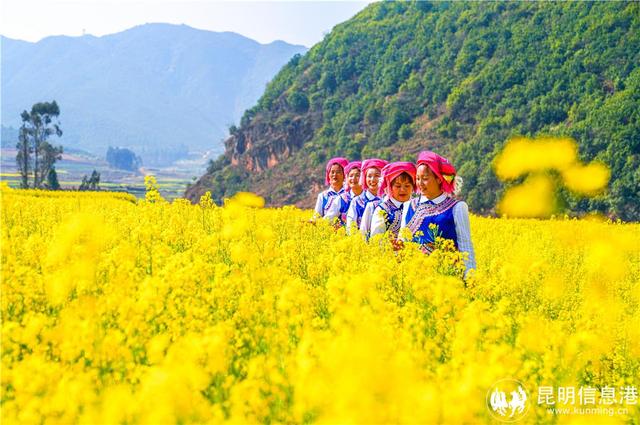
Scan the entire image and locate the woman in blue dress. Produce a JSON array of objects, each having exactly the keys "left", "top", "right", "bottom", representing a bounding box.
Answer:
[
  {"left": 400, "top": 151, "right": 476, "bottom": 274},
  {"left": 369, "top": 161, "right": 416, "bottom": 240},
  {"left": 338, "top": 161, "right": 363, "bottom": 226},
  {"left": 346, "top": 158, "right": 387, "bottom": 235},
  {"left": 313, "top": 157, "right": 349, "bottom": 224}
]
